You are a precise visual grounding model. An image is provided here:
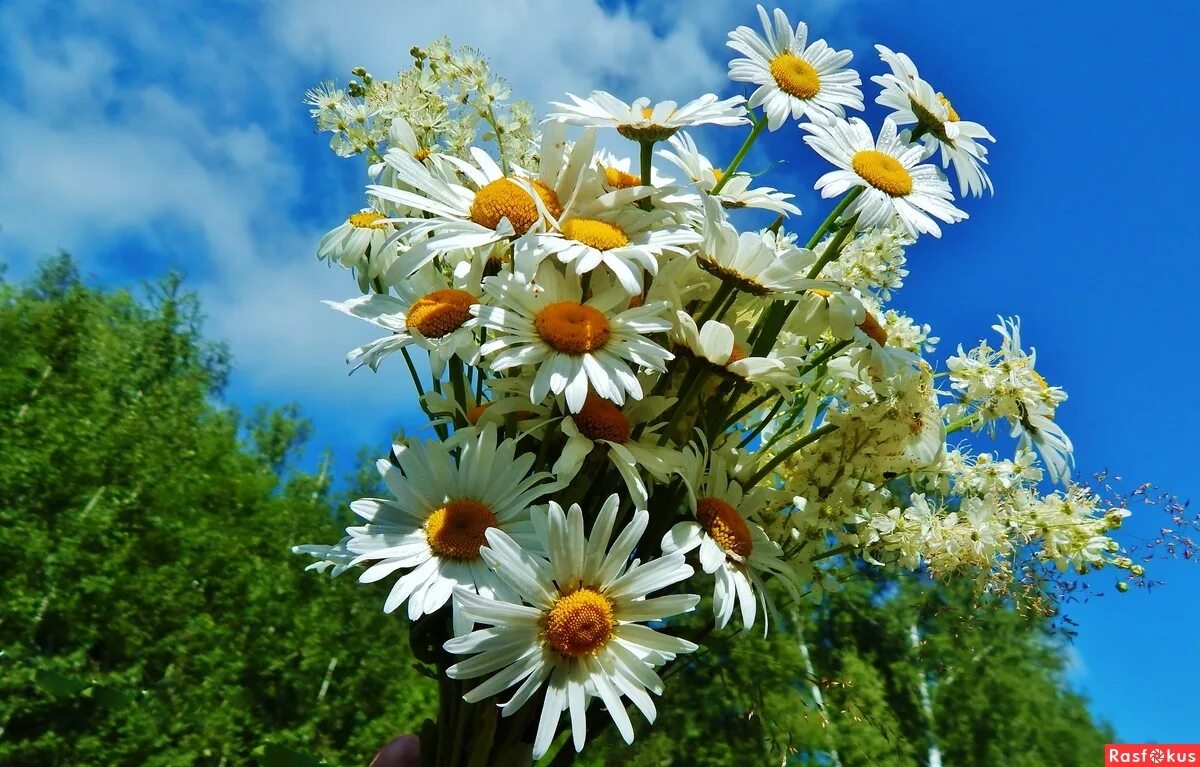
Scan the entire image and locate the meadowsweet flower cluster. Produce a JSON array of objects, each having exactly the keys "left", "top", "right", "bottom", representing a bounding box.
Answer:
[{"left": 295, "top": 9, "right": 1133, "bottom": 762}]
